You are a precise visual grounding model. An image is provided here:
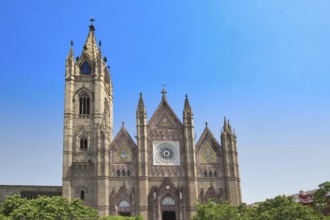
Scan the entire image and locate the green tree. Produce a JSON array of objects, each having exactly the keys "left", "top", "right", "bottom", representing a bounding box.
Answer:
[
  {"left": 193, "top": 201, "right": 240, "bottom": 220},
  {"left": 313, "top": 181, "right": 330, "bottom": 214},
  {"left": 1, "top": 195, "right": 99, "bottom": 220},
  {"left": 1, "top": 195, "right": 27, "bottom": 217},
  {"left": 242, "top": 195, "right": 327, "bottom": 220}
]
